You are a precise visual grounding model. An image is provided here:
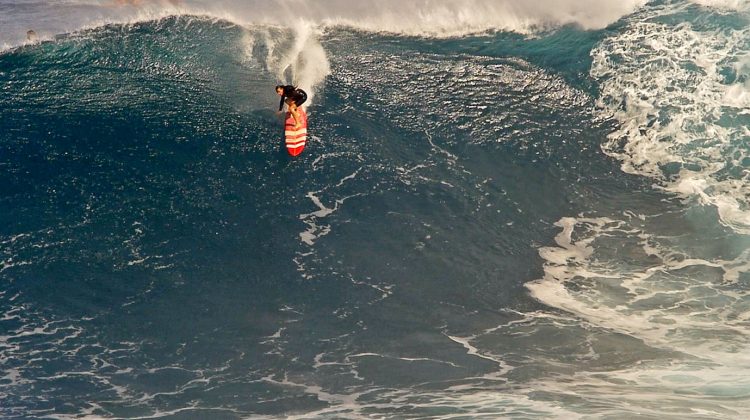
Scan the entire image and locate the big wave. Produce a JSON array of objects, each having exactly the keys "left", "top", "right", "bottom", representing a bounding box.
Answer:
[{"left": 2, "top": 0, "right": 649, "bottom": 100}]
